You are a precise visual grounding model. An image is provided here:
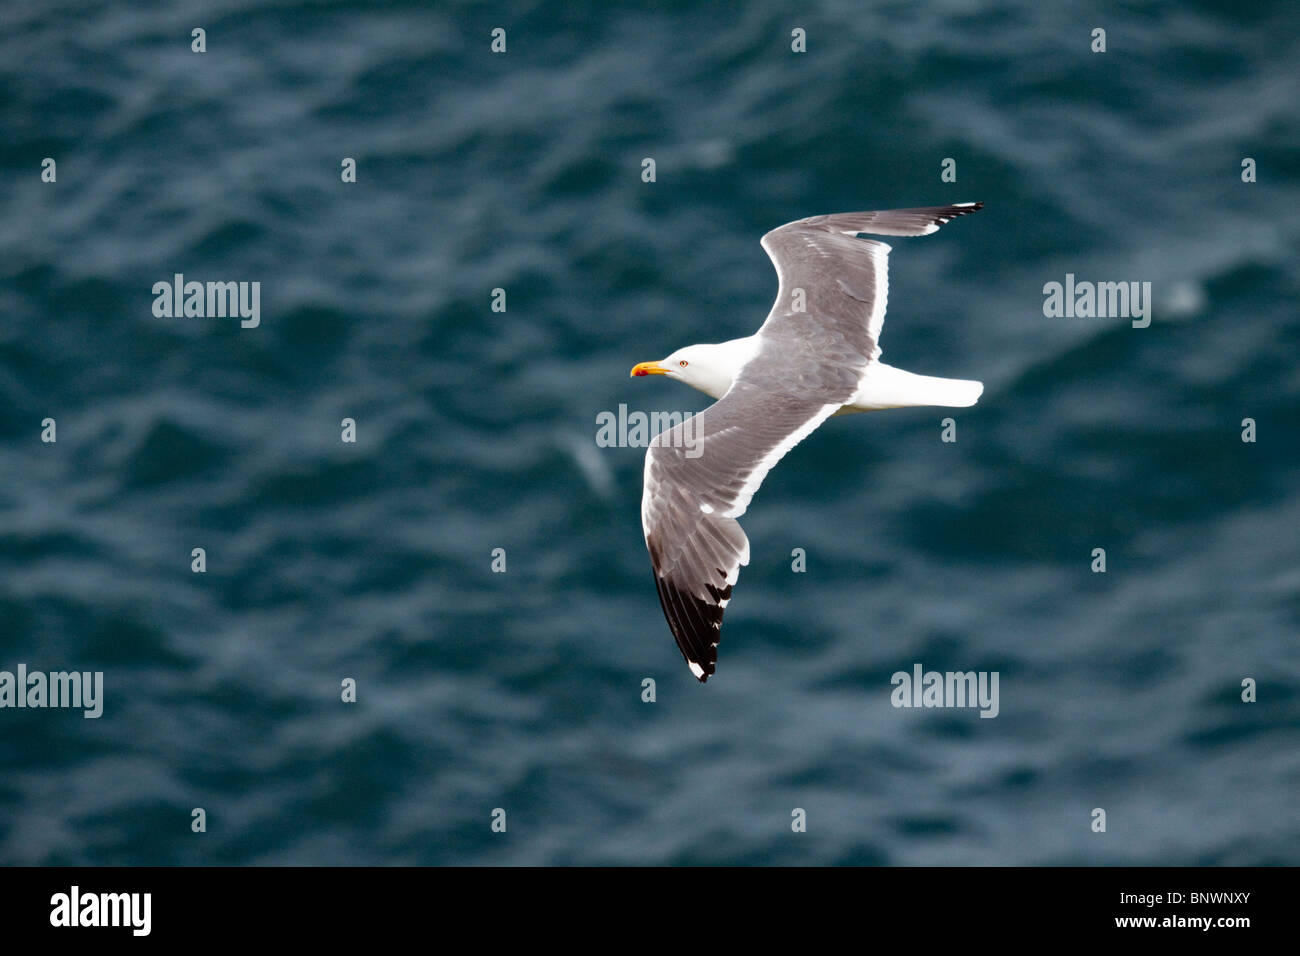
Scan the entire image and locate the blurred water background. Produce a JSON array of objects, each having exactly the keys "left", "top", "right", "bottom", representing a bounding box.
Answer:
[{"left": 0, "top": 0, "right": 1297, "bottom": 865}]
